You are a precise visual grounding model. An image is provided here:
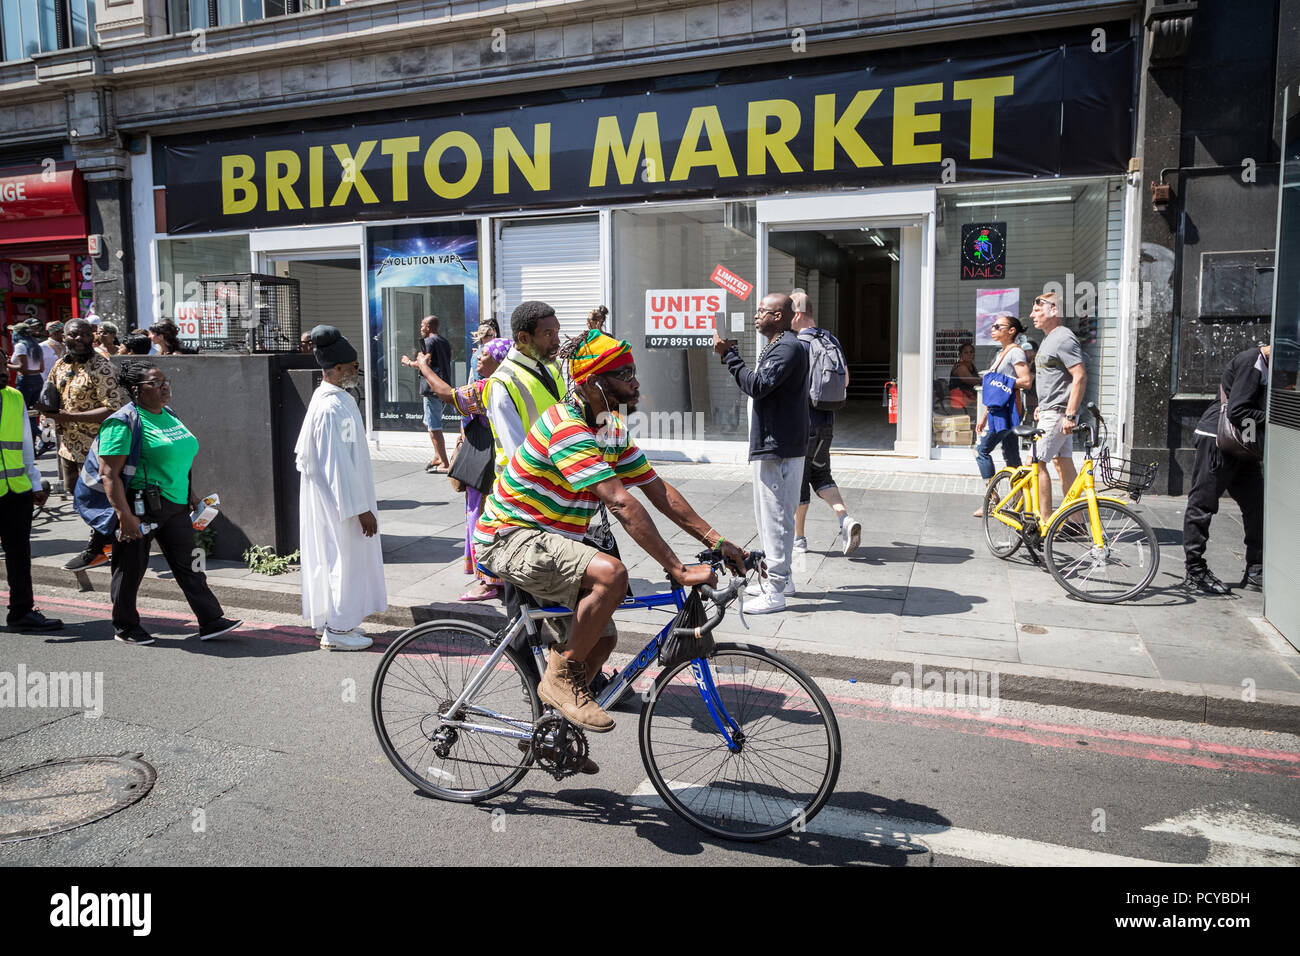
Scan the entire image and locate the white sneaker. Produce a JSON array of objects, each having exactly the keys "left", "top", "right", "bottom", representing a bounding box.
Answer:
[
  {"left": 320, "top": 627, "right": 373, "bottom": 651},
  {"left": 745, "top": 591, "right": 787, "bottom": 614},
  {"left": 841, "top": 516, "right": 862, "bottom": 556},
  {"left": 746, "top": 578, "right": 795, "bottom": 597},
  {"left": 793, "top": 536, "right": 808, "bottom": 553}
]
